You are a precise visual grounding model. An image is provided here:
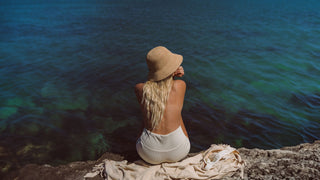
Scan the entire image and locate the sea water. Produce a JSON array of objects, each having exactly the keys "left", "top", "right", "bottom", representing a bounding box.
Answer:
[{"left": 0, "top": 0, "right": 319, "bottom": 171}]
